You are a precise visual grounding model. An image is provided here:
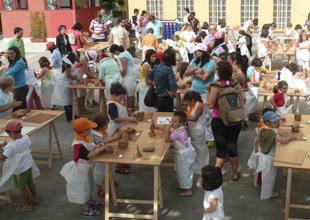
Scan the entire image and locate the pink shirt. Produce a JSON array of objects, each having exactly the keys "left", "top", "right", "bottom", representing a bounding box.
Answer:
[
  {"left": 139, "top": 15, "right": 147, "bottom": 27},
  {"left": 170, "top": 126, "right": 189, "bottom": 147},
  {"left": 69, "top": 29, "right": 83, "bottom": 50},
  {"left": 212, "top": 80, "right": 234, "bottom": 118}
]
